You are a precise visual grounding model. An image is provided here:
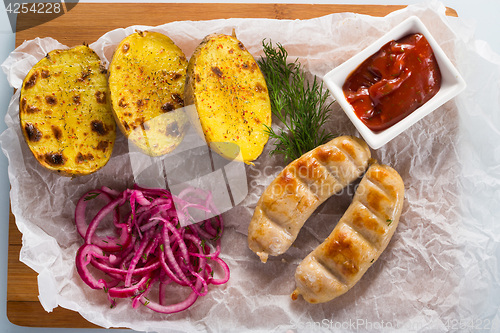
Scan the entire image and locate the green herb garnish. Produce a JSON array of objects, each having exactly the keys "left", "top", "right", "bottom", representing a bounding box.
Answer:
[
  {"left": 84, "top": 192, "right": 100, "bottom": 201},
  {"left": 258, "top": 40, "right": 335, "bottom": 161}
]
